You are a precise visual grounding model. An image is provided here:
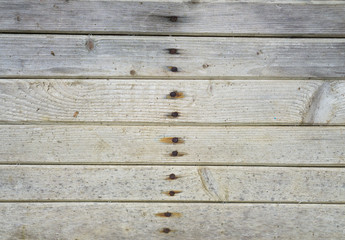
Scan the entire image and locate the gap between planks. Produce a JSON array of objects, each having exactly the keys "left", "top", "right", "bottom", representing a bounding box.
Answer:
[
  {"left": 0, "top": 163, "right": 345, "bottom": 168},
  {"left": 1, "top": 32, "right": 345, "bottom": 38},
  {"left": 0, "top": 200, "right": 344, "bottom": 205},
  {"left": 3, "top": 122, "right": 345, "bottom": 126}
]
